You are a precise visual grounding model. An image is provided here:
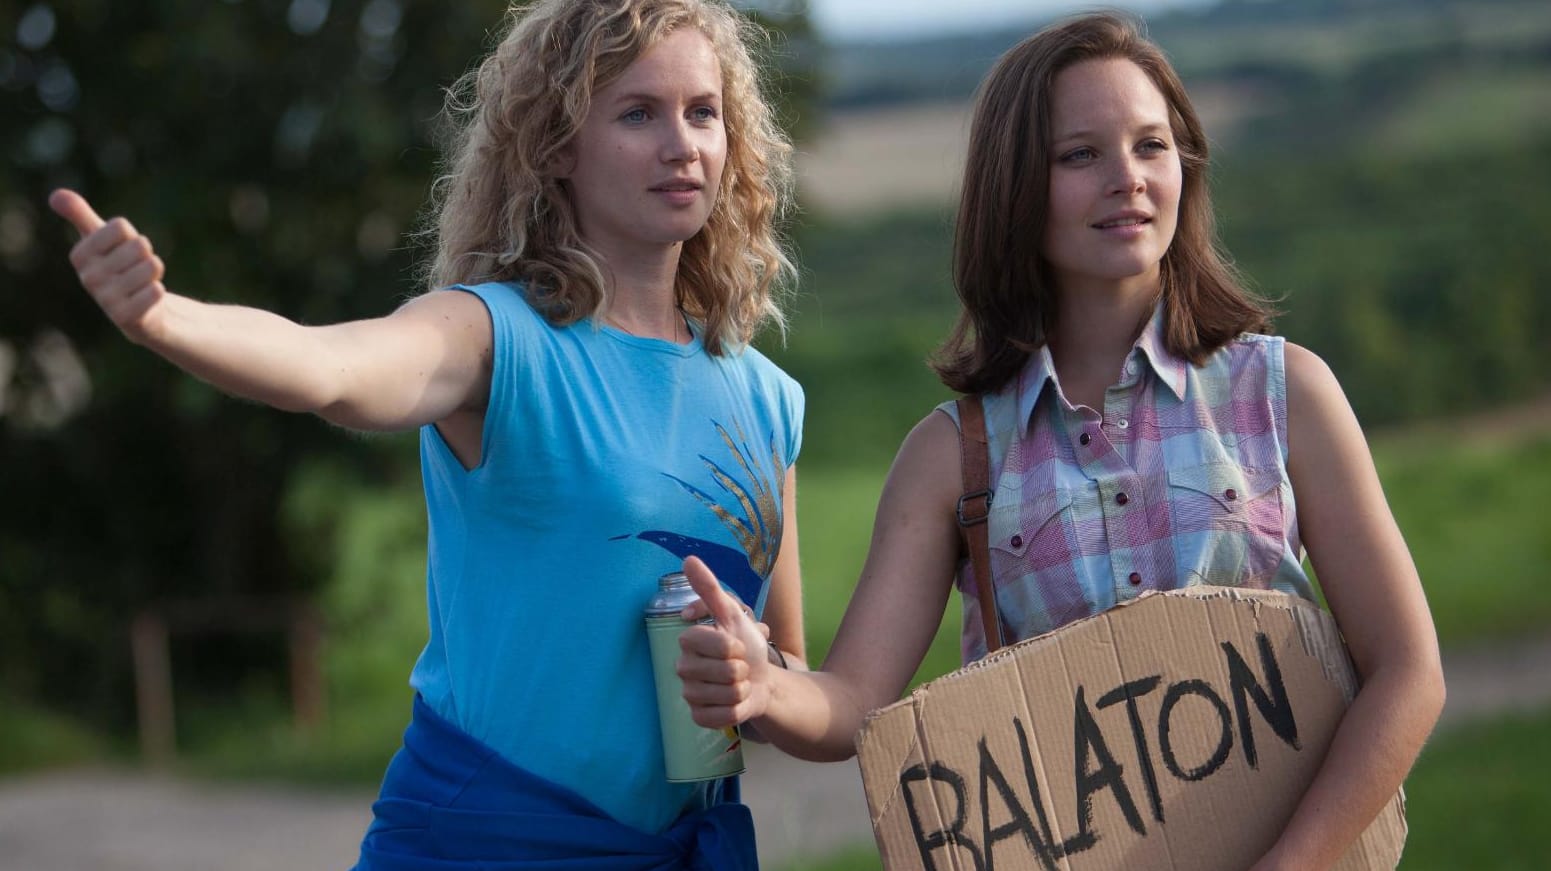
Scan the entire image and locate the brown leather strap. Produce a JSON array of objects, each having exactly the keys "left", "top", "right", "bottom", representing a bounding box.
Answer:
[{"left": 955, "top": 396, "right": 1004, "bottom": 652}]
